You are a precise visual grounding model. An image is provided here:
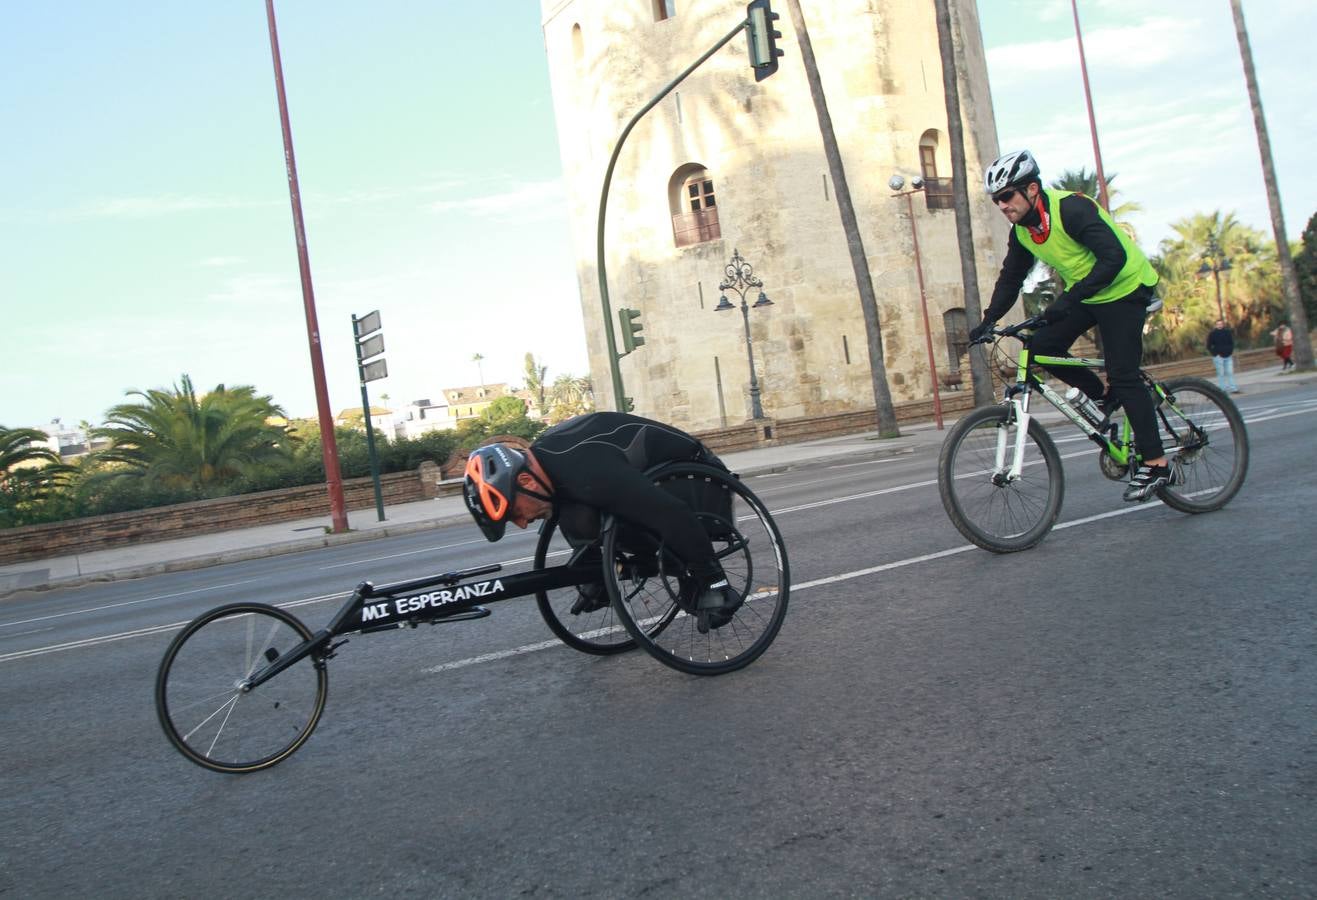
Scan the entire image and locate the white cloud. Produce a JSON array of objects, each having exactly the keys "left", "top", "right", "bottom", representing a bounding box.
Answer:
[
  {"left": 986, "top": 16, "right": 1206, "bottom": 85},
  {"left": 426, "top": 179, "right": 566, "bottom": 221},
  {"left": 67, "top": 195, "right": 275, "bottom": 219}
]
